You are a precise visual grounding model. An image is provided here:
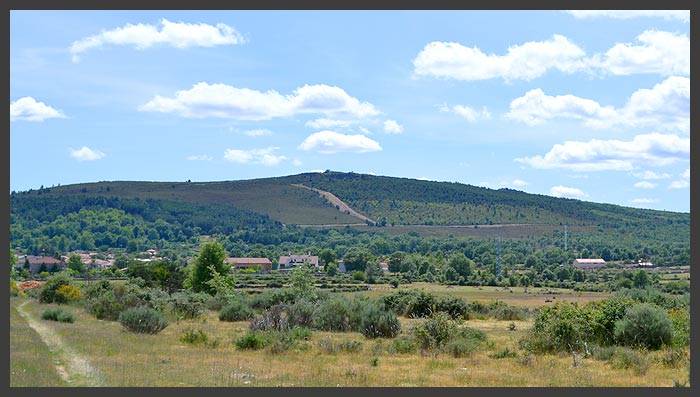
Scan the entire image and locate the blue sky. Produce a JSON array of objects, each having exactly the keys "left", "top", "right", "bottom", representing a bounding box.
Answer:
[{"left": 10, "top": 11, "right": 690, "bottom": 212}]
